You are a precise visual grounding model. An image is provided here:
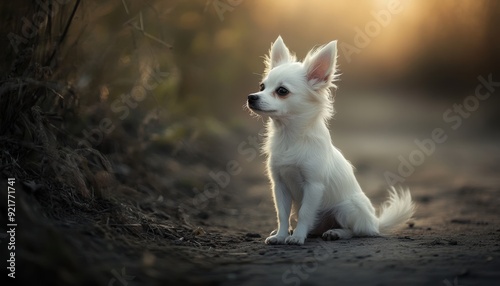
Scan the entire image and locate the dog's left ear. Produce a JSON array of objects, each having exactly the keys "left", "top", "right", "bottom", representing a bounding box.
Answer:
[{"left": 304, "top": 41, "right": 337, "bottom": 88}]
